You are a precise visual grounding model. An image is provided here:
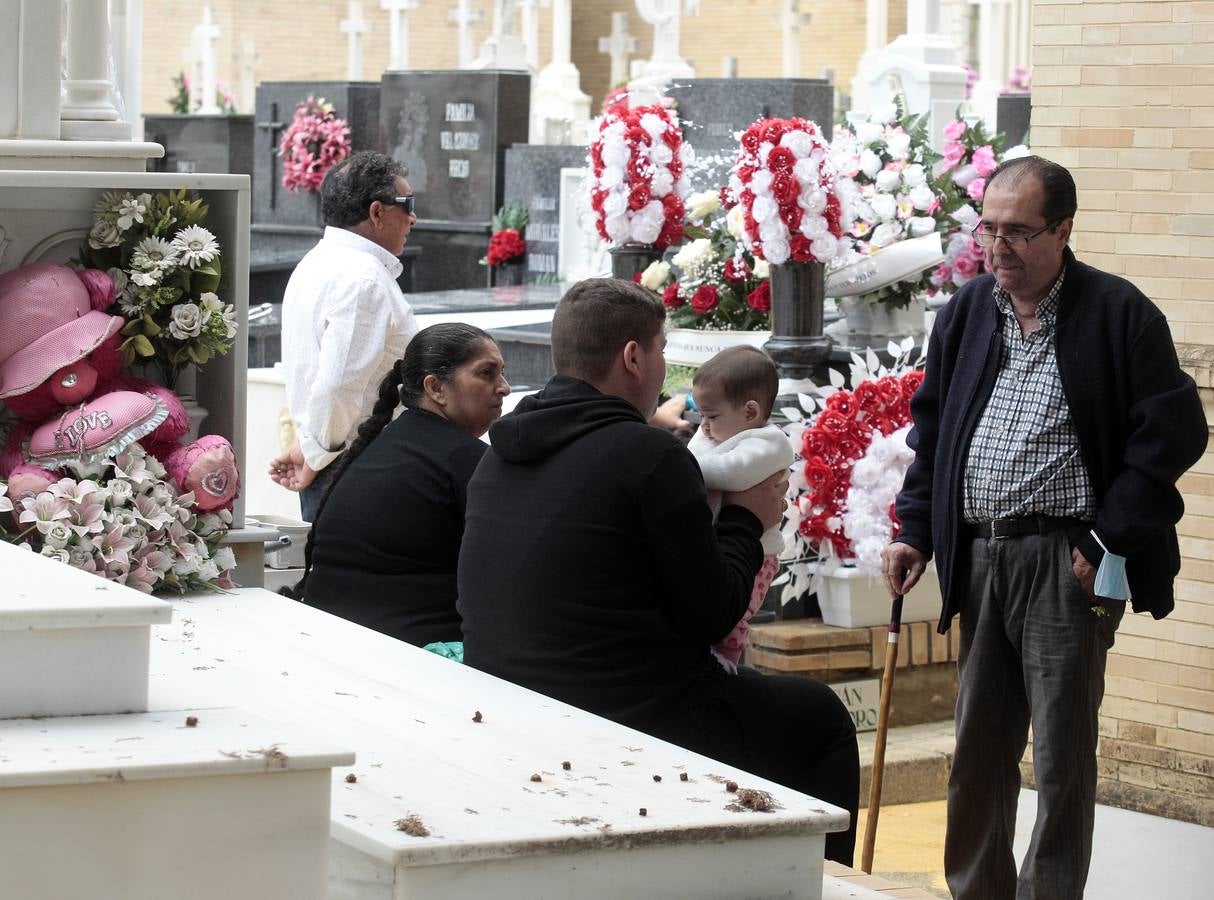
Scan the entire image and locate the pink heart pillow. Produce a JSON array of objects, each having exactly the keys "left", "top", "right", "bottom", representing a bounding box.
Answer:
[{"left": 28, "top": 391, "right": 167, "bottom": 468}]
